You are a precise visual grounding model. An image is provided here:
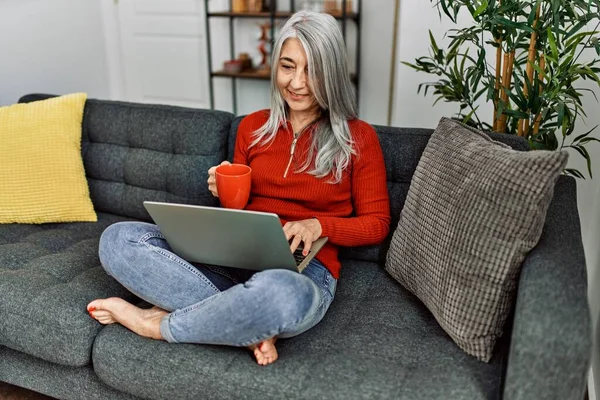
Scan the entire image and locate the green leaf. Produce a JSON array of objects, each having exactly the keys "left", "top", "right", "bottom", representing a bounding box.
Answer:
[
  {"left": 552, "top": 0, "right": 560, "bottom": 32},
  {"left": 493, "top": 16, "right": 535, "bottom": 33},
  {"left": 503, "top": 109, "right": 530, "bottom": 119},
  {"left": 569, "top": 145, "right": 593, "bottom": 178},
  {"left": 464, "top": 1, "right": 476, "bottom": 17},
  {"left": 476, "top": 48, "right": 485, "bottom": 69},
  {"left": 473, "top": 0, "right": 488, "bottom": 18},
  {"left": 565, "top": 20, "right": 588, "bottom": 40},
  {"left": 474, "top": 86, "right": 487, "bottom": 101},
  {"left": 439, "top": 0, "right": 456, "bottom": 23},
  {"left": 562, "top": 111, "right": 571, "bottom": 136},
  {"left": 565, "top": 168, "right": 586, "bottom": 179},
  {"left": 582, "top": 64, "right": 600, "bottom": 85},
  {"left": 486, "top": 83, "right": 495, "bottom": 102},
  {"left": 548, "top": 27, "right": 559, "bottom": 61},
  {"left": 557, "top": 102, "right": 565, "bottom": 130},
  {"left": 446, "top": 40, "right": 461, "bottom": 63},
  {"left": 565, "top": 31, "right": 599, "bottom": 49},
  {"left": 505, "top": 86, "right": 528, "bottom": 110},
  {"left": 462, "top": 105, "right": 480, "bottom": 125},
  {"left": 593, "top": 37, "right": 600, "bottom": 56},
  {"left": 497, "top": 99, "right": 506, "bottom": 120},
  {"left": 579, "top": 136, "right": 600, "bottom": 144},
  {"left": 402, "top": 61, "right": 421, "bottom": 71},
  {"left": 527, "top": 1, "right": 541, "bottom": 26},
  {"left": 459, "top": 51, "right": 469, "bottom": 75},
  {"left": 429, "top": 30, "right": 439, "bottom": 54},
  {"left": 548, "top": 131, "right": 560, "bottom": 150},
  {"left": 560, "top": 54, "right": 574, "bottom": 71},
  {"left": 571, "top": 125, "right": 598, "bottom": 143}
]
